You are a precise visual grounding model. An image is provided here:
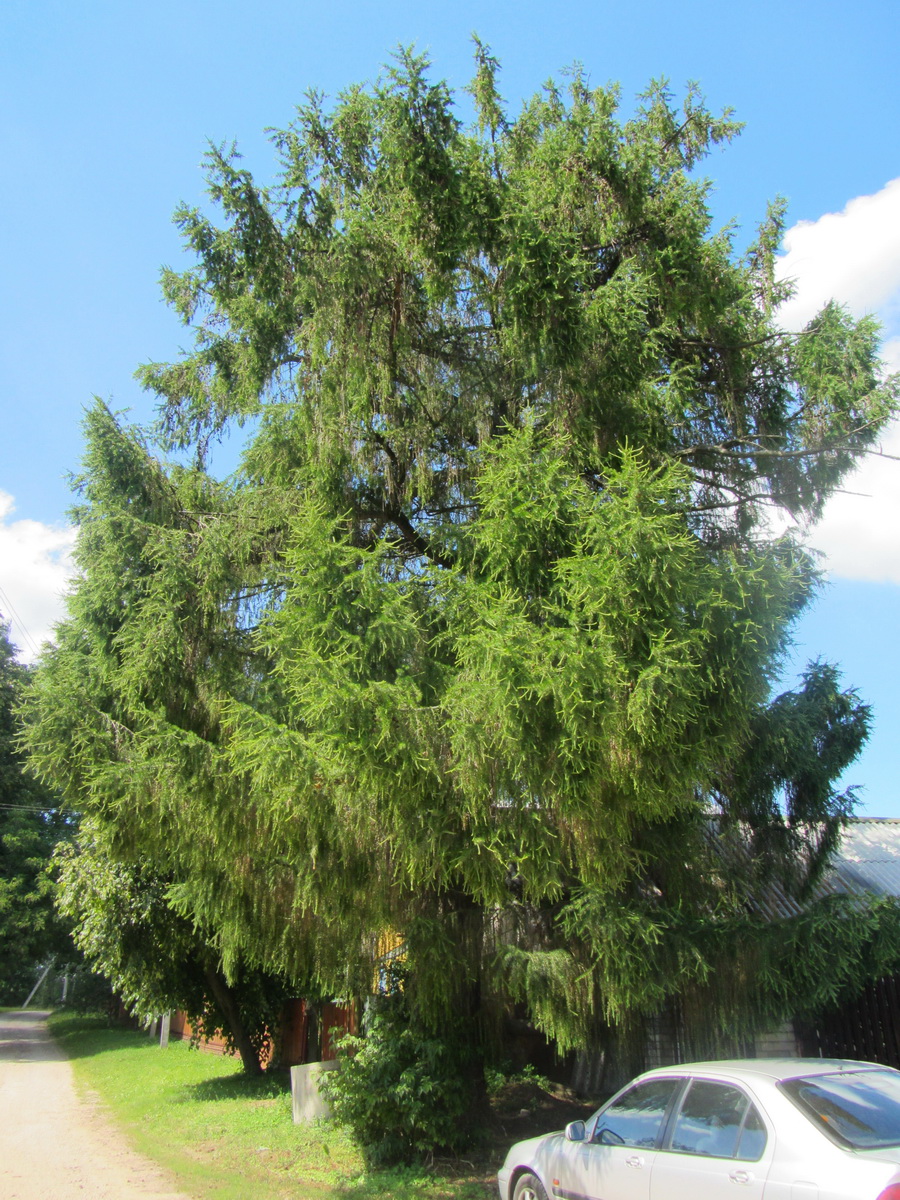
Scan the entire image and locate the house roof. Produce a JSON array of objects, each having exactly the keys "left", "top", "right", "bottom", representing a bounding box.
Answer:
[
  {"left": 830, "top": 818, "right": 900, "bottom": 898},
  {"left": 711, "top": 817, "right": 900, "bottom": 922}
]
